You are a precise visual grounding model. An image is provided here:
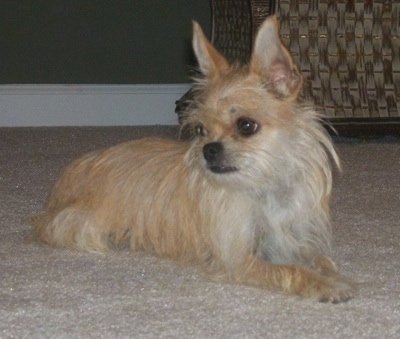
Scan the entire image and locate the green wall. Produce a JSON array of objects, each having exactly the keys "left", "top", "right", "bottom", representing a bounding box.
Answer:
[{"left": 0, "top": 1, "right": 211, "bottom": 84}]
